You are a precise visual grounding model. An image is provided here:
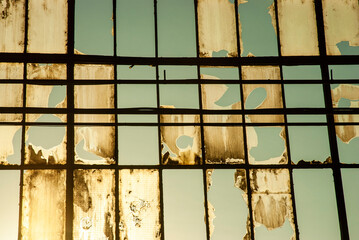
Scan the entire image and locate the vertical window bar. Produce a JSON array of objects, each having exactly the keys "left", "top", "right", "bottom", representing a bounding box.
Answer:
[
  {"left": 314, "top": 0, "right": 349, "bottom": 239},
  {"left": 273, "top": 0, "right": 300, "bottom": 239}
]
